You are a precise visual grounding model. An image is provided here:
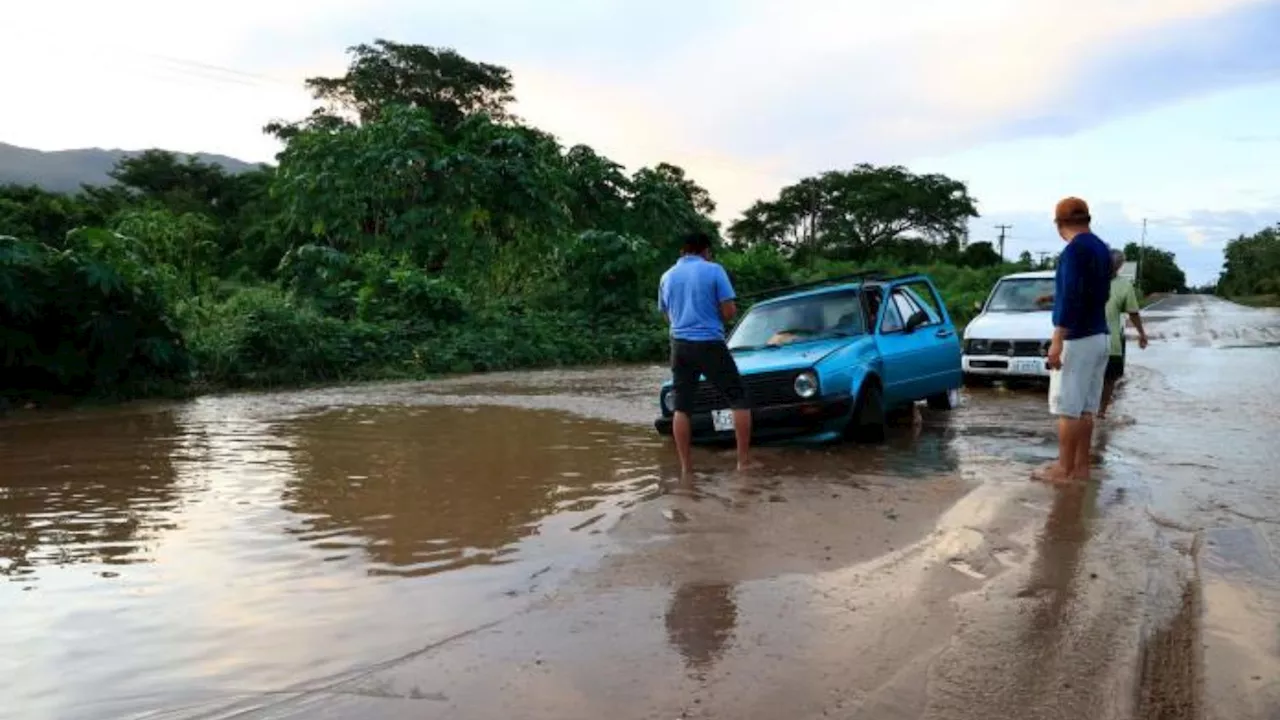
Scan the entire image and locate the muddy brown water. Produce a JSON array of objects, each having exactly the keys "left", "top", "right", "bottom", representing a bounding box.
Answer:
[{"left": 1, "top": 295, "right": 1277, "bottom": 720}]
